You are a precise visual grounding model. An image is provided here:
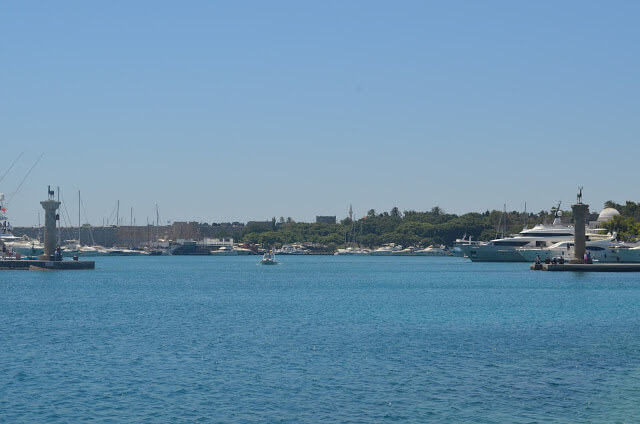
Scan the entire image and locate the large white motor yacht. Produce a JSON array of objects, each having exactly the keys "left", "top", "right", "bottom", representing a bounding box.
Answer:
[
  {"left": 462, "top": 224, "right": 614, "bottom": 262},
  {"left": 460, "top": 215, "right": 577, "bottom": 262},
  {"left": 517, "top": 236, "right": 636, "bottom": 263},
  {"left": 4, "top": 235, "right": 44, "bottom": 256},
  {"left": 460, "top": 204, "right": 613, "bottom": 262}
]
